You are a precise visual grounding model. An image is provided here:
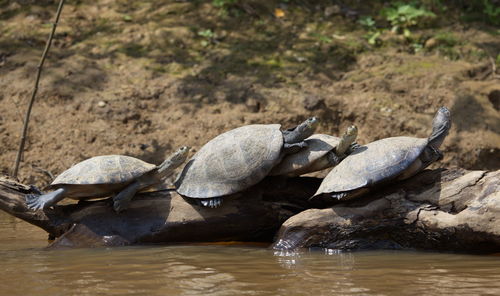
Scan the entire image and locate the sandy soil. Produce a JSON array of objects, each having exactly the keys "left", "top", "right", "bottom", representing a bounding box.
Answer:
[{"left": 0, "top": 1, "right": 499, "bottom": 187}]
